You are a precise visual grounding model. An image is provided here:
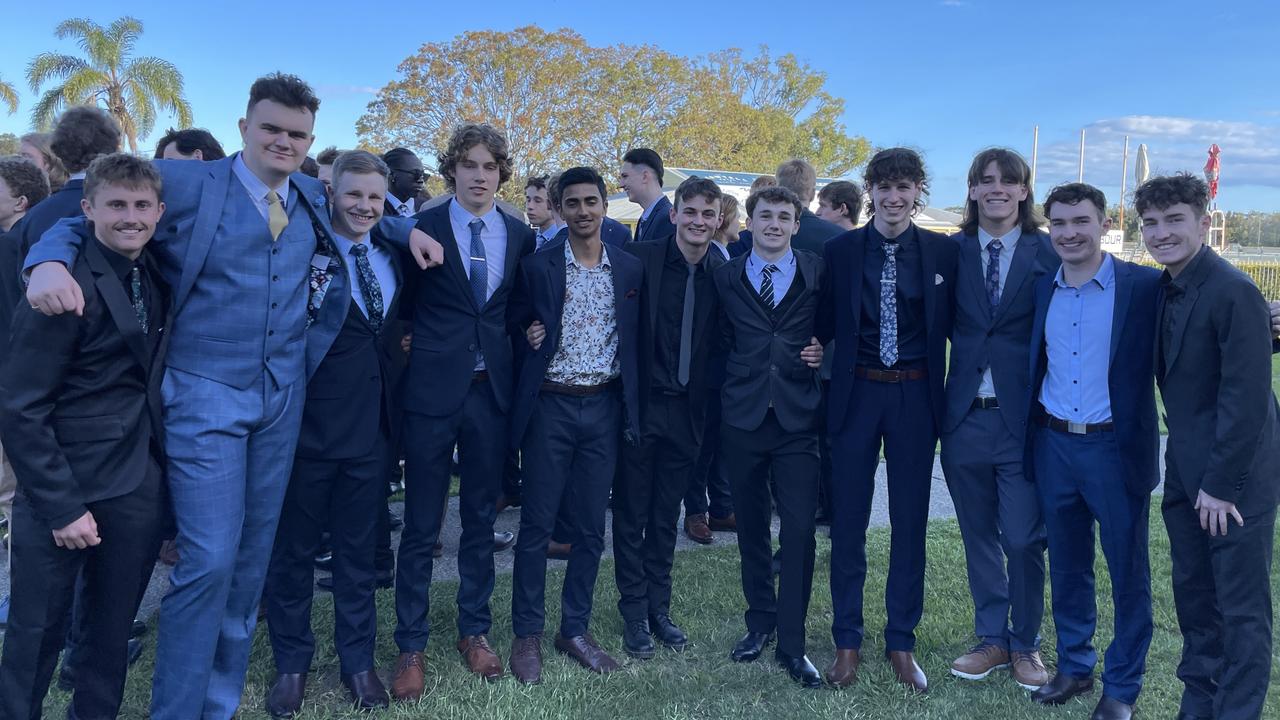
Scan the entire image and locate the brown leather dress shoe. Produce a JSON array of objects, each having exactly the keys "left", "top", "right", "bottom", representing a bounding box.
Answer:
[
  {"left": 547, "top": 541, "right": 572, "bottom": 559},
  {"left": 554, "top": 633, "right": 621, "bottom": 673},
  {"left": 888, "top": 650, "right": 928, "bottom": 693},
  {"left": 509, "top": 635, "right": 543, "bottom": 685},
  {"left": 457, "top": 634, "right": 504, "bottom": 681},
  {"left": 708, "top": 513, "right": 737, "bottom": 532},
  {"left": 824, "top": 648, "right": 861, "bottom": 688},
  {"left": 265, "top": 672, "right": 306, "bottom": 719},
  {"left": 684, "top": 514, "right": 714, "bottom": 544},
  {"left": 341, "top": 670, "right": 389, "bottom": 710},
  {"left": 389, "top": 651, "right": 426, "bottom": 701}
]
